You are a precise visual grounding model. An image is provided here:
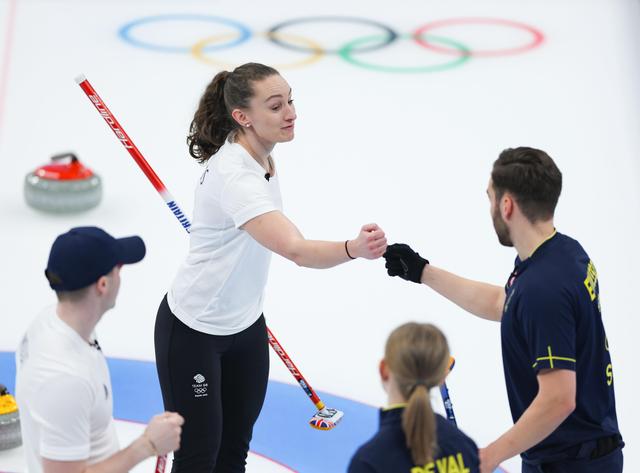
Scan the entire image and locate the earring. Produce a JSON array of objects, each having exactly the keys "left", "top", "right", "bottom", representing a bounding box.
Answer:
[{"left": 245, "top": 124, "right": 251, "bottom": 128}]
